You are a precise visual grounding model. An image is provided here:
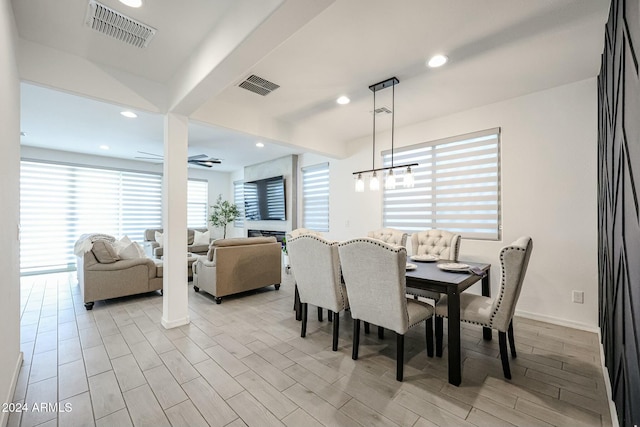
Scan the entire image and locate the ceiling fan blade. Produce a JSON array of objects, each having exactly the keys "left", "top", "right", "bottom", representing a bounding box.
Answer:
[
  {"left": 188, "top": 154, "right": 207, "bottom": 160},
  {"left": 135, "top": 156, "right": 164, "bottom": 160},
  {"left": 136, "top": 151, "right": 163, "bottom": 158}
]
